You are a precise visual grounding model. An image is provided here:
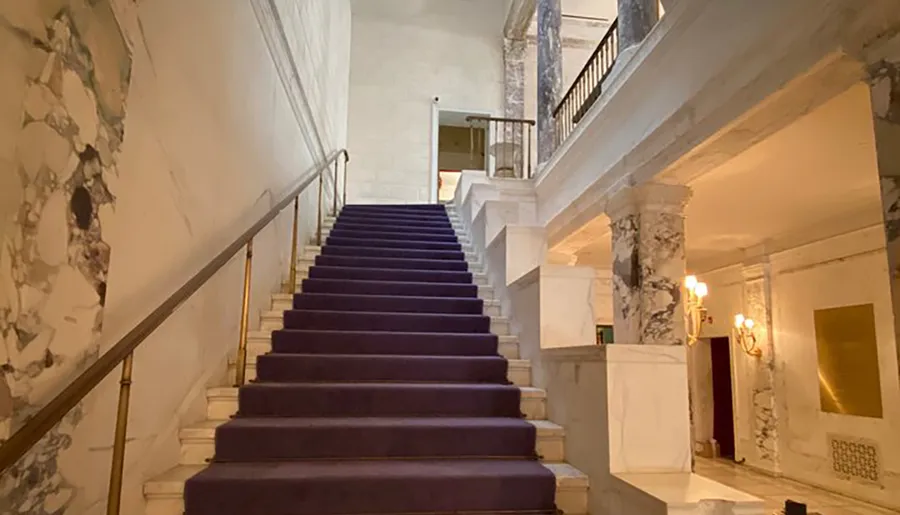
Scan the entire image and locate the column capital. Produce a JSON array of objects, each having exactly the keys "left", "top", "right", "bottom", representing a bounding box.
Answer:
[
  {"left": 741, "top": 259, "right": 771, "bottom": 282},
  {"left": 605, "top": 182, "right": 692, "bottom": 221}
]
